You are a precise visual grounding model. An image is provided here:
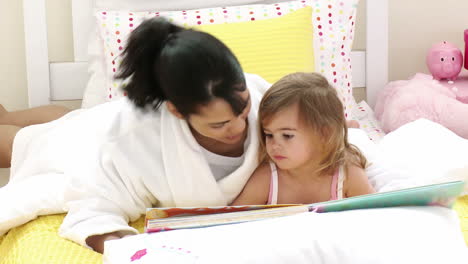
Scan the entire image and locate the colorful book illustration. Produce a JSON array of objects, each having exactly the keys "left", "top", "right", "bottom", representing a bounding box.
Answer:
[{"left": 145, "top": 181, "right": 465, "bottom": 233}]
